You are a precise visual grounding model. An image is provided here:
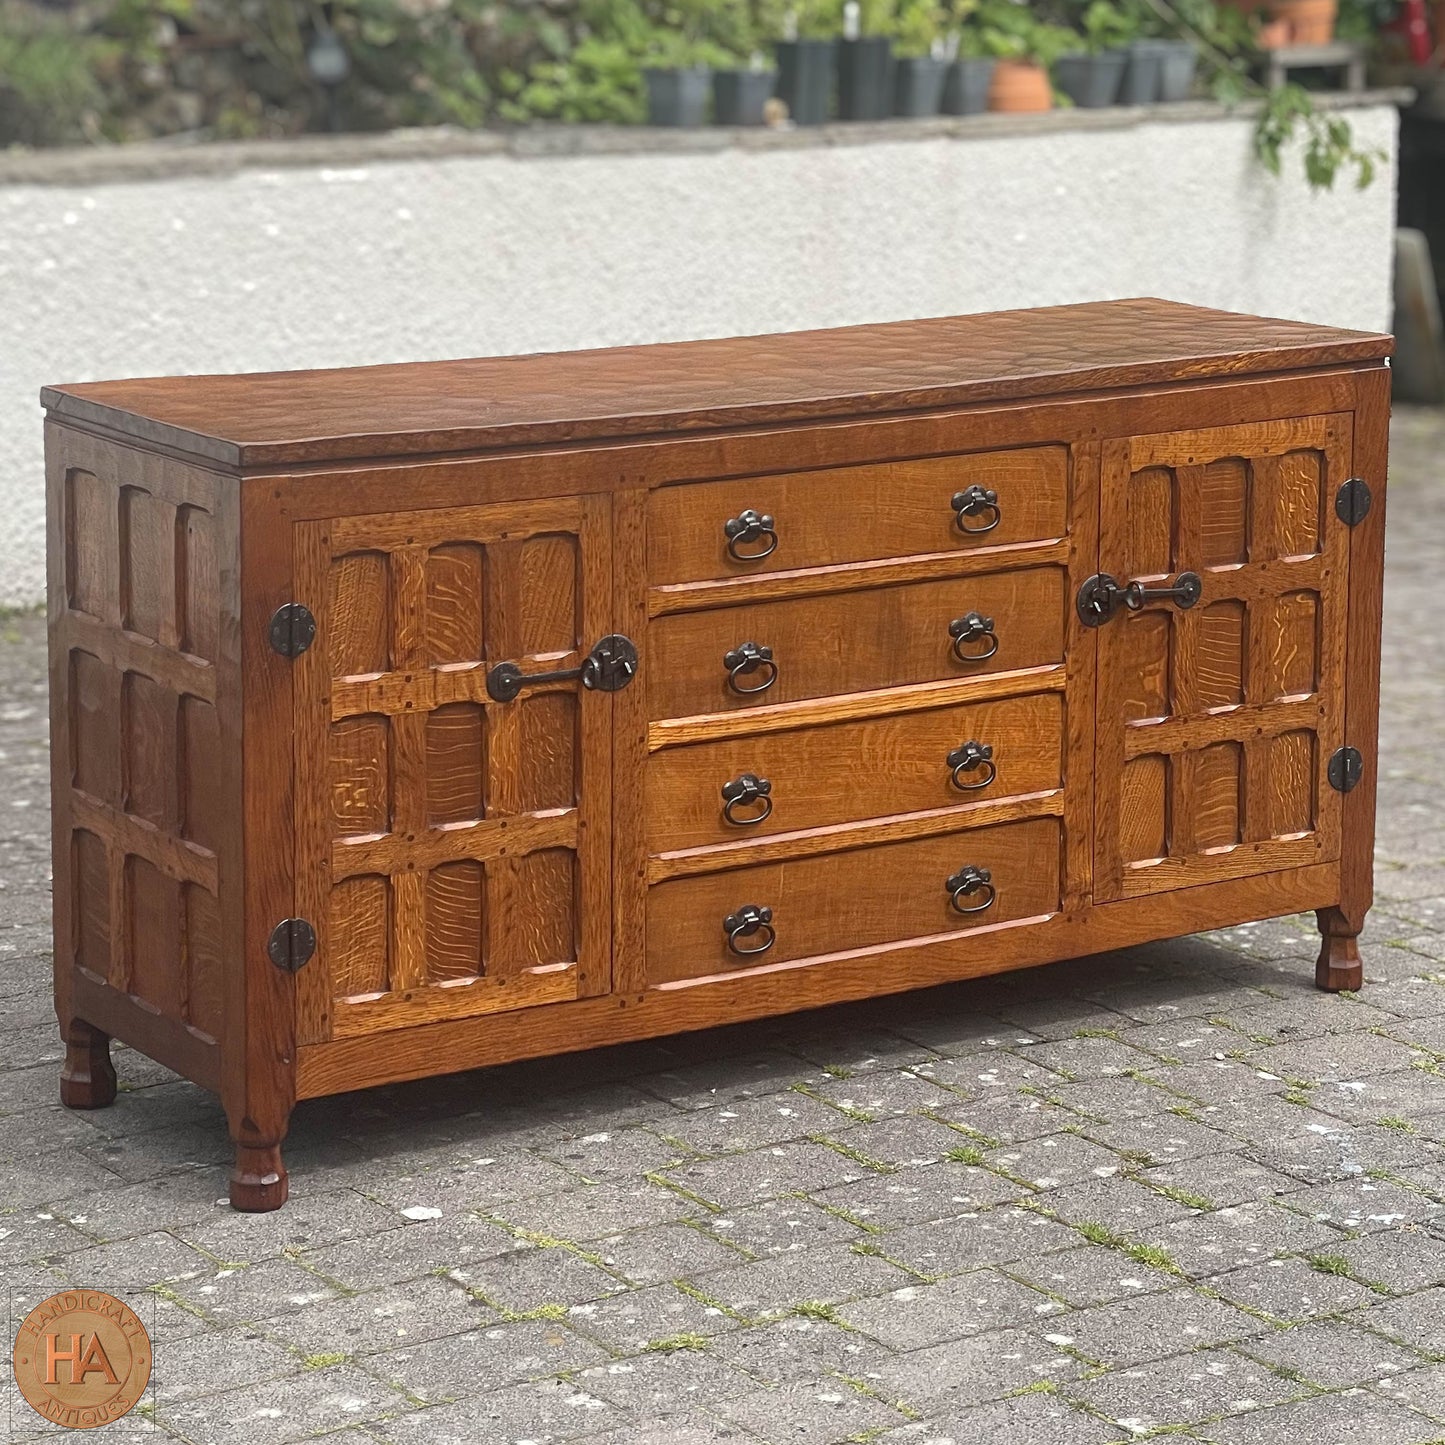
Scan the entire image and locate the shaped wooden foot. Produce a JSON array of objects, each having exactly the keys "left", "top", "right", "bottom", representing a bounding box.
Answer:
[
  {"left": 229, "top": 1142, "right": 289, "bottom": 1212},
  {"left": 1315, "top": 908, "right": 1364, "bottom": 993},
  {"left": 59, "top": 1020, "right": 117, "bottom": 1109}
]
